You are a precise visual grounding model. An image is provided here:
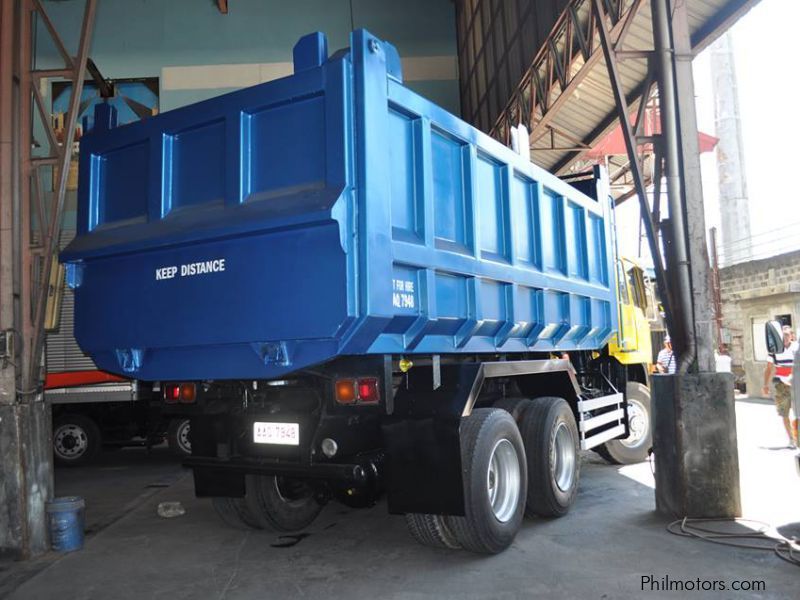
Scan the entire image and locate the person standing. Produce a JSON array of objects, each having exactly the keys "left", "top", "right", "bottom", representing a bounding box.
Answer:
[
  {"left": 656, "top": 335, "right": 676, "bottom": 374},
  {"left": 715, "top": 344, "right": 733, "bottom": 373},
  {"left": 762, "top": 325, "right": 798, "bottom": 448}
]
